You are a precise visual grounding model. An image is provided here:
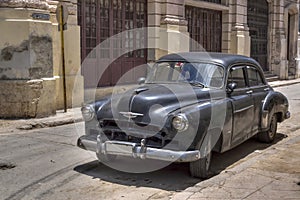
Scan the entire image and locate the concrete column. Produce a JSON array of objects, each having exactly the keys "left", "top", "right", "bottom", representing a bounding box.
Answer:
[
  {"left": 147, "top": 0, "right": 163, "bottom": 61},
  {"left": 0, "top": 0, "right": 56, "bottom": 118},
  {"left": 229, "top": 0, "right": 250, "bottom": 56},
  {"left": 0, "top": 0, "right": 83, "bottom": 118},
  {"left": 283, "top": 0, "right": 299, "bottom": 79},
  {"left": 270, "top": 0, "right": 288, "bottom": 79},
  {"left": 297, "top": 32, "right": 300, "bottom": 78},
  {"left": 148, "top": 0, "right": 189, "bottom": 60},
  {"left": 297, "top": 0, "right": 300, "bottom": 79}
]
